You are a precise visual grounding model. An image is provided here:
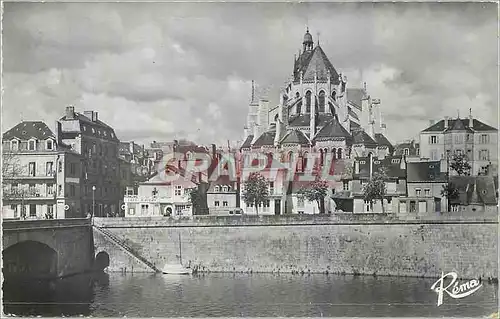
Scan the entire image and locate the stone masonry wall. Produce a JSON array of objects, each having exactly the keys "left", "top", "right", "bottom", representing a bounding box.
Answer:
[{"left": 93, "top": 216, "right": 498, "bottom": 279}]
